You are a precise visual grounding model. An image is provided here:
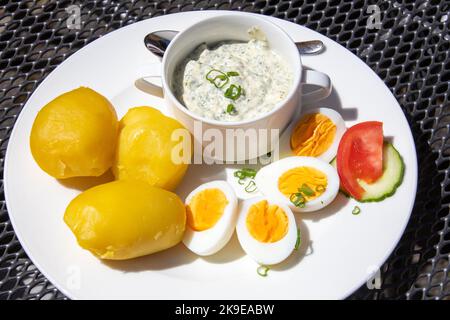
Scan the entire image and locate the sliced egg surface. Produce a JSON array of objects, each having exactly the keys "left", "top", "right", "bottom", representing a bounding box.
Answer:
[
  {"left": 236, "top": 197, "right": 297, "bottom": 265},
  {"left": 255, "top": 156, "right": 340, "bottom": 212},
  {"left": 290, "top": 107, "right": 346, "bottom": 162},
  {"left": 182, "top": 180, "right": 238, "bottom": 256}
]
